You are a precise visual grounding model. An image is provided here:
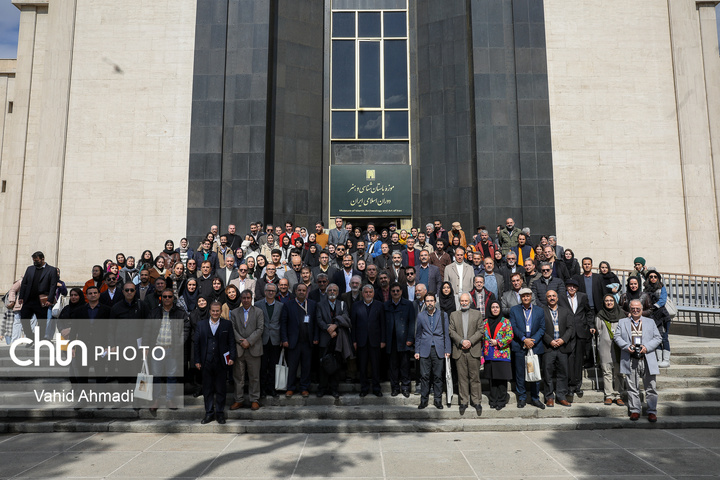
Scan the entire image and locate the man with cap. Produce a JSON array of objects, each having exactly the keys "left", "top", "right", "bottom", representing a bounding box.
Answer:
[
  {"left": 449, "top": 222, "right": 467, "bottom": 248},
  {"left": 509, "top": 287, "right": 546, "bottom": 409},
  {"left": 559, "top": 278, "right": 594, "bottom": 399},
  {"left": 629, "top": 257, "right": 648, "bottom": 290}
]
